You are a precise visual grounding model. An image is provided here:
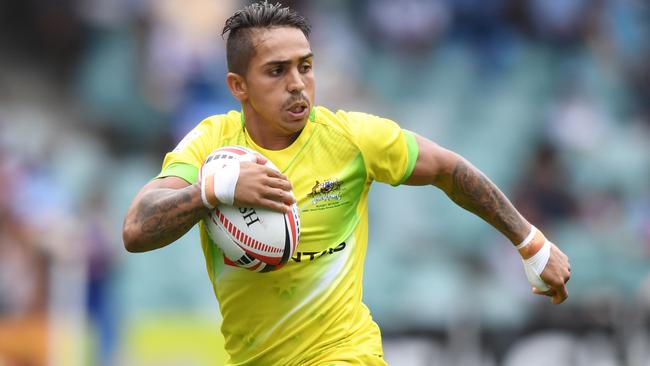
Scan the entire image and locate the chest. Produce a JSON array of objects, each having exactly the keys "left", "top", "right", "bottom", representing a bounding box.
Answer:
[{"left": 283, "top": 146, "right": 368, "bottom": 250}]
